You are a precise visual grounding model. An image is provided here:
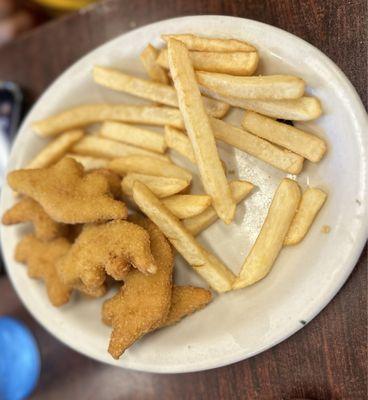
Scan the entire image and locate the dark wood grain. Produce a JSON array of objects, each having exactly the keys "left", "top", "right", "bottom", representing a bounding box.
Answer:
[{"left": 0, "top": 1, "right": 366, "bottom": 399}]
